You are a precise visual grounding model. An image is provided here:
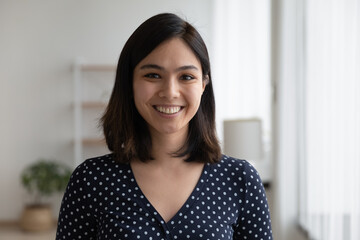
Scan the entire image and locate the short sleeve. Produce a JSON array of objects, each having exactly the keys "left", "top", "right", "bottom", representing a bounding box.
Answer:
[
  {"left": 233, "top": 161, "right": 273, "bottom": 240},
  {"left": 56, "top": 161, "right": 97, "bottom": 239}
]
